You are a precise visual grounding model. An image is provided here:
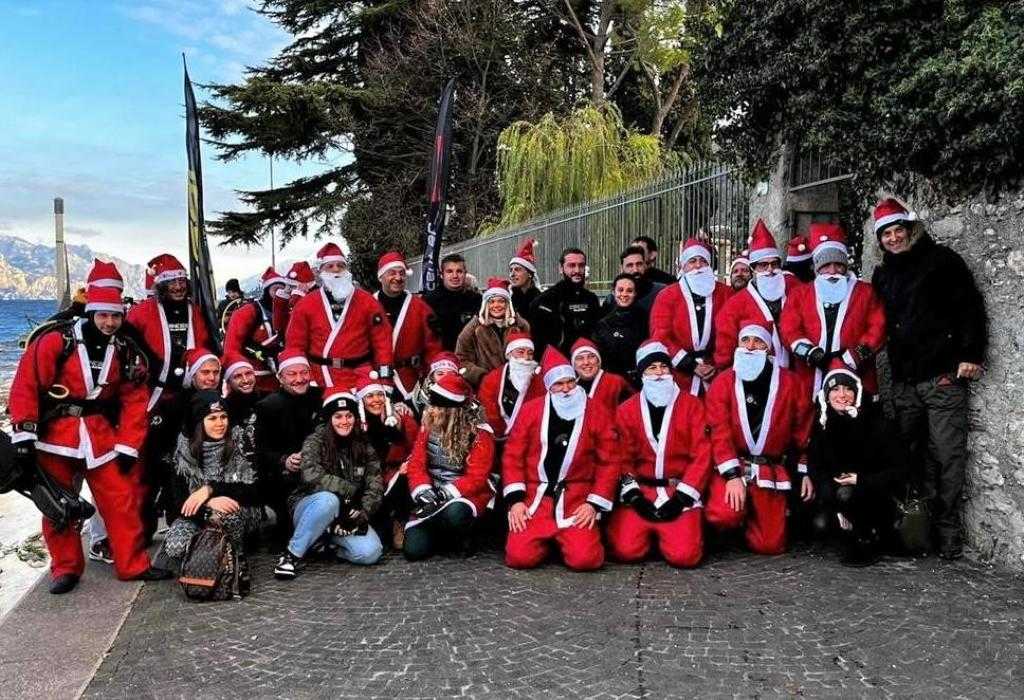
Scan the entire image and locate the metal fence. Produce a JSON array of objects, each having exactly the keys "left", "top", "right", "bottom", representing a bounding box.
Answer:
[
  {"left": 789, "top": 149, "right": 853, "bottom": 192},
  {"left": 408, "top": 161, "right": 750, "bottom": 292}
]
